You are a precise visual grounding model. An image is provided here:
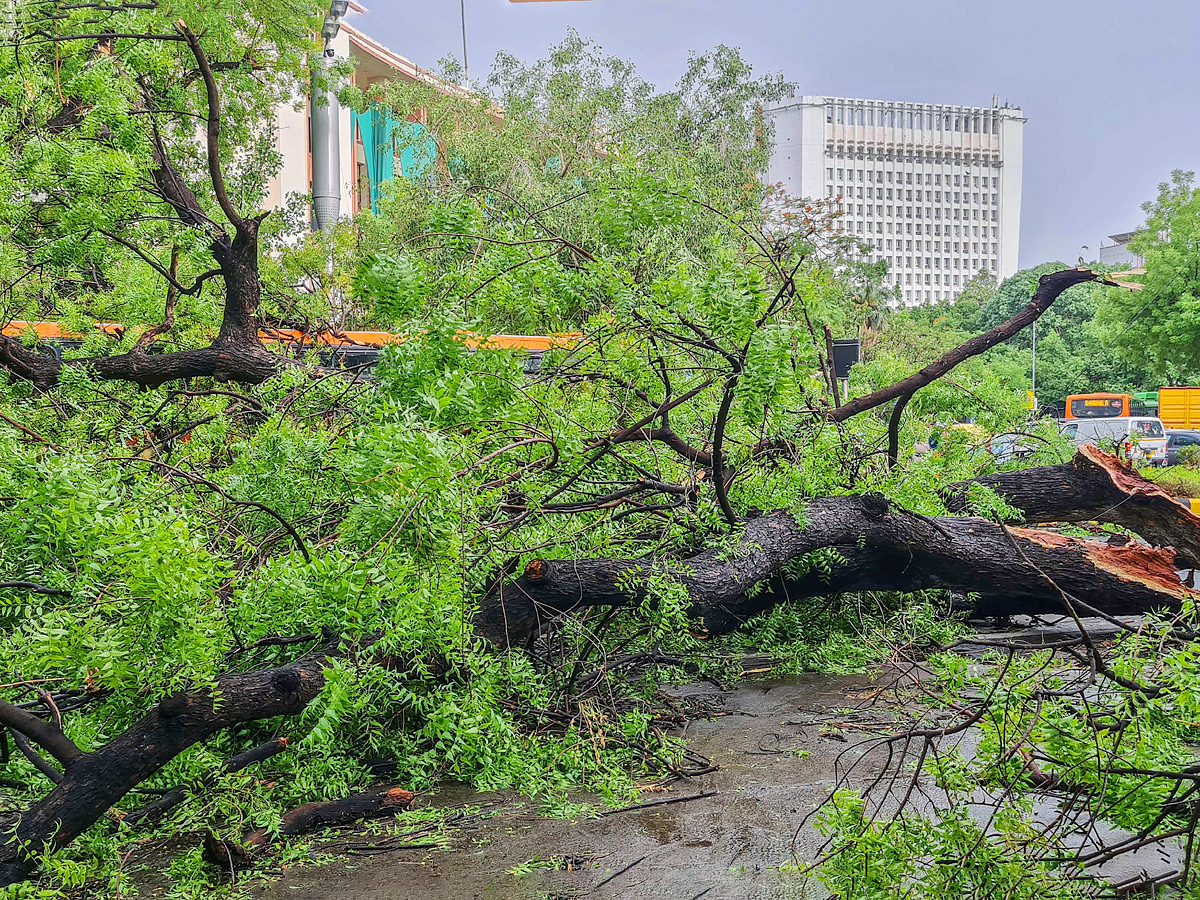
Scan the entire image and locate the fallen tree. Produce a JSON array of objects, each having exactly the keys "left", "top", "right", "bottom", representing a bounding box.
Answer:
[
  {"left": 944, "top": 442, "right": 1200, "bottom": 566},
  {"left": 477, "top": 450, "right": 1197, "bottom": 645},
  {"left": 3, "top": 0, "right": 1193, "bottom": 888},
  {"left": 7, "top": 444, "right": 1192, "bottom": 887}
]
